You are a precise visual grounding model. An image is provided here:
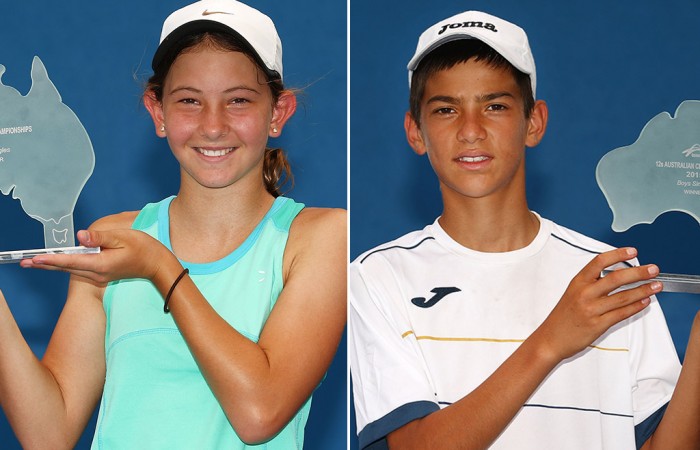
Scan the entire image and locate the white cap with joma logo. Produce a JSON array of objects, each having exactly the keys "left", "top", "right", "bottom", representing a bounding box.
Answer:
[{"left": 407, "top": 10, "right": 536, "bottom": 97}]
